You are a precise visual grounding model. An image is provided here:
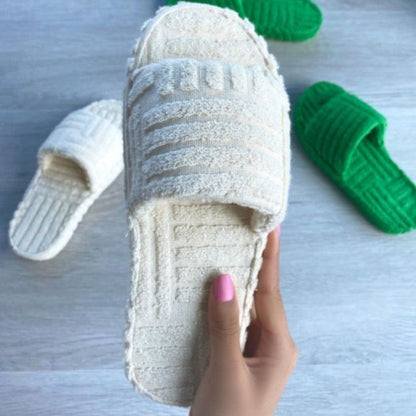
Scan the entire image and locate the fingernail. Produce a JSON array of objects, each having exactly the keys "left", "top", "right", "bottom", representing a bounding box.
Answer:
[
  {"left": 214, "top": 274, "right": 234, "bottom": 302},
  {"left": 276, "top": 225, "right": 281, "bottom": 236}
]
